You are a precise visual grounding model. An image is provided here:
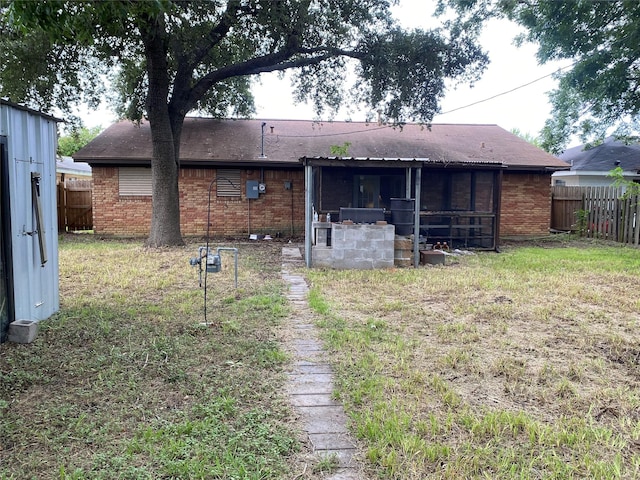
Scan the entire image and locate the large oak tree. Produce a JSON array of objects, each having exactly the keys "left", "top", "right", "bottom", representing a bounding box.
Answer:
[{"left": 2, "top": 0, "right": 487, "bottom": 246}]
